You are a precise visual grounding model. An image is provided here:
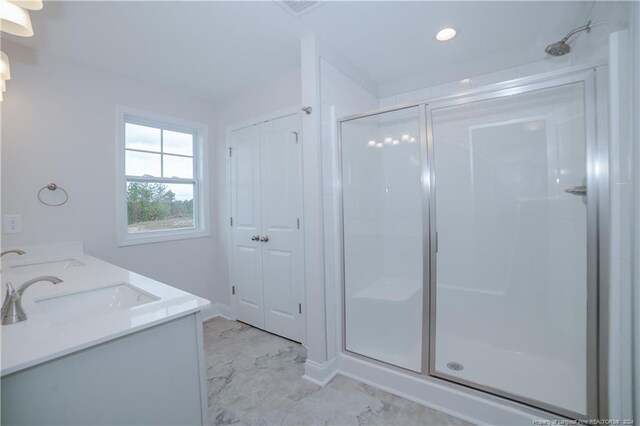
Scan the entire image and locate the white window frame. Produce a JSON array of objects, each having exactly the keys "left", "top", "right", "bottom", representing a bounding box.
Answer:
[{"left": 116, "top": 106, "right": 210, "bottom": 246}]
